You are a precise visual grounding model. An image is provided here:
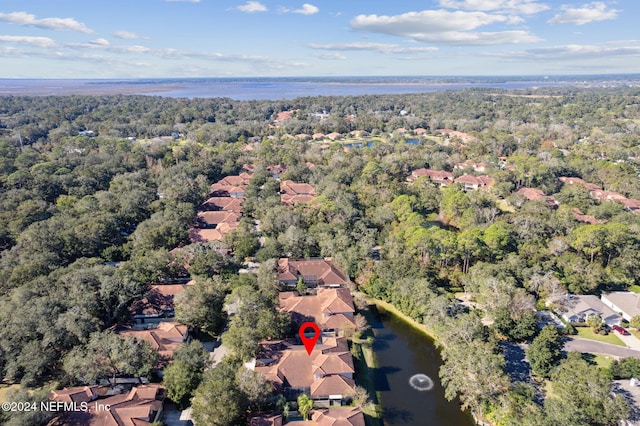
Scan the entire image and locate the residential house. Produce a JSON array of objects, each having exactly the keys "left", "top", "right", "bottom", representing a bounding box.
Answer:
[
  {"left": 407, "top": 168, "right": 454, "bottom": 186},
  {"left": 267, "top": 165, "right": 287, "bottom": 179},
  {"left": 313, "top": 133, "right": 326, "bottom": 140},
  {"left": 517, "top": 187, "right": 558, "bottom": 207},
  {"left": 620, "top": 198, "right": 640, "bottom": 214},
  {"left": 436, "top": 129, "right": 477, "bottom": 143},
  {"left": 454, "top": 162, "right": 487, "bottom": 173},
  {"left": 601, "top": 292, "right": 640, "bottom": 321},
  {"left": 200, "top": 196, "right": 244, "bottom": 213},
  {"left": 188, "top": 222, "right": 239, "bottom": 243},
  {"left": 279, "top": 288, "right": 356, "bottom": 333},
  {"left": 325, "top": 132, "right": 343, "bottom": 140},
  {"left": 49, "top": 384, "right": 165, "bottom": 426},
  {"left": 559, "top": 176, "right": 602, "bottom": 191},
  {"left": 311, "top": 407, "right": 366, "bottom": 426},
  {"left": 254, "top": 337, "right": 356, "bottom": 403},
  {"left": 278, "top": 258, "right": 349, "bottom": 288},
  {"left": 280, "top": 180, "right": 316, "bottom": 205},
  {"left": 559, "top": 295, "right": 622, "bottom": 326},
  {"left": 116, "top": 322, "right": 189, "bottom": 361},
  {"left": 195, "top": 211, "right": 241, "bottom": 229},
  {"left": 454, "top": 175, "right": 495, "bottom": 191},
  {"left": 128, "top": 284, "right": 188, "bottom": 328},
  {"left": 249, "top": 414, "right": 284, "bottom": 426}
]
